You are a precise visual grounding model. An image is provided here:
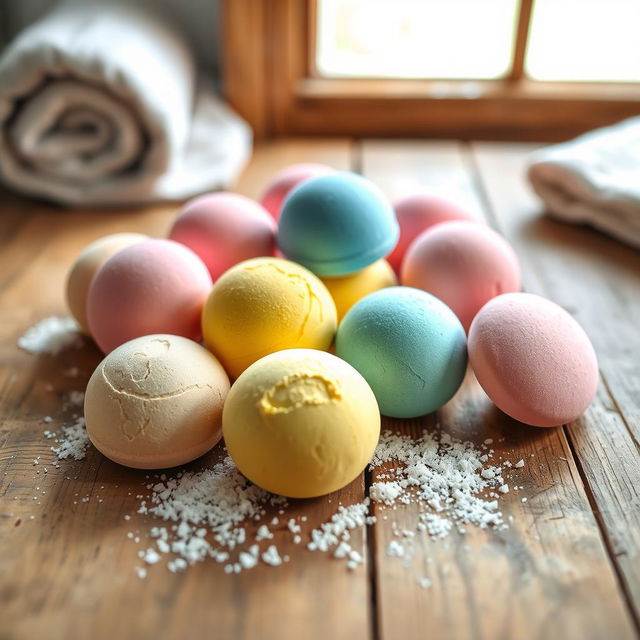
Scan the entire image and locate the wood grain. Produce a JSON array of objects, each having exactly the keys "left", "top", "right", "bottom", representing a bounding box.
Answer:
[
  {"left": 361, "top": 140, "right": 637, "bottom": 640},
  {"left": 0, "top": 141, "right": 370, "bottom": 640},
  {"left": 471, "top": 142, "right": 640, "bottom": 628}
]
